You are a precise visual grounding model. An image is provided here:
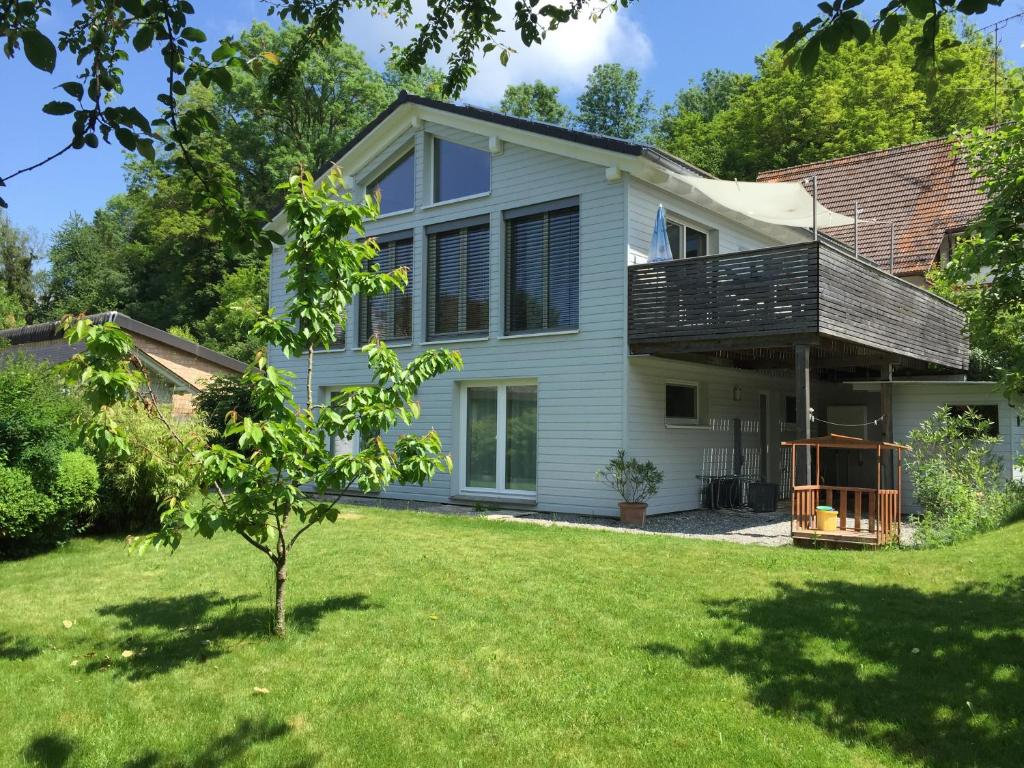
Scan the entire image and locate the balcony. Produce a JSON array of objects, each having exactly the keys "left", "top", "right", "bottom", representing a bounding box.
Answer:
[{"left": 627, "top": 241, "right": 968, "bottom": 371}]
